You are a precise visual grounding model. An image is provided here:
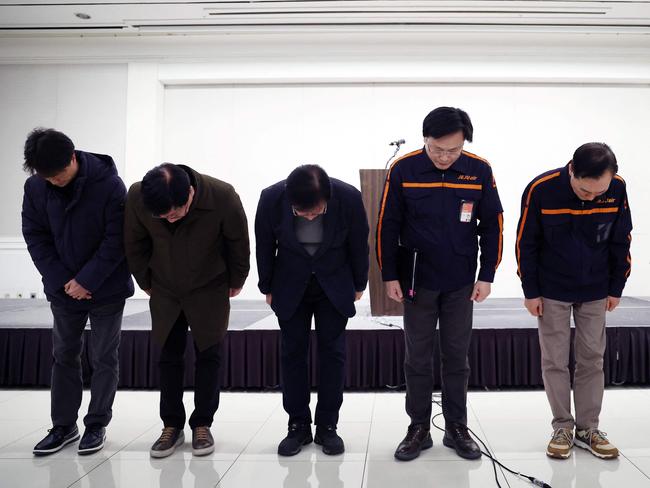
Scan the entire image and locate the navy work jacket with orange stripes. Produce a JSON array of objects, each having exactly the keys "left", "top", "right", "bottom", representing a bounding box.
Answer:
[
  {"left": 515, "top": 164, "right": 632, "bottom": 302},
  {"left": 377, "top": 148, "right": 504, "bottom": 292}
]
